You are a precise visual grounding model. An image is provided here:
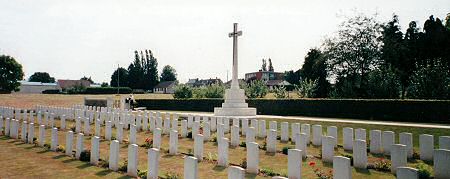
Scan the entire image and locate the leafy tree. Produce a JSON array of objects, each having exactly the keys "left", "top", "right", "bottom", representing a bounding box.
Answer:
[
  {"left": 160, "top": 65, "right": 177, "bottom": 82},
  {"left": 268, "top": 58, "right": 274, "bottom": 72},
  {"left": 80, "top": 76, "right": 94, "bottom": 84},
  {"left": 173, "top": 84, "right": 193, "bottom": 99},
  {"left": 324, "top": 13, "right": 382, "bottom": 98},
  {"left": 128, "top": 51, "right": 144, "bottom": 89},
  {"left": 446, "top": 13, "right": 450, "bottom": 30},
  {"left": 284, "top": 70, "right": 300, "bottom": 85},
  {"left": 29, "top": 72, "right": 55, "bottom": 83},
  {"left": 273, "top": 86, "right": 288, "bottom": 99},
  {"left": 144, "top": 50, "right": 159, "bottom": 91},
  {"left": 407, "top": 64, "right": 450, "bottom": 99},
  {"left": 261, "top": 59, "right": 267, "bottom": 71},
  {"left": 295, "top": 79, "right": 318, "bottom": 98},
  {"left": 366, "top": 67, "right": 401, "bottom": 98},
  {"left": 245, "top": 80, "right": 268, "bottom": 98},
  {"left": 101, "top": 82, "right": 109, "bottom": 87},
  {"left": 110, "top": 67, "right": 129, "bottom": 87},
  {"left": 0, "top": 55, "right": 24, "bottom": 93},
  {"left": 299, "top": 48, "right": 330, "bottom": 97},
  {"left": 203, "top": 84, "right": 225, "bottom": 98}
]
